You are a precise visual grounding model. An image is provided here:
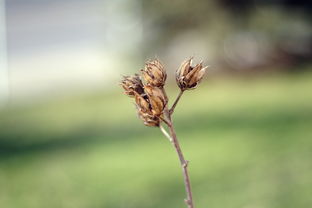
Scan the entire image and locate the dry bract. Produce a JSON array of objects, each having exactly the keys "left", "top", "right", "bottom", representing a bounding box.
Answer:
[
  {"left": 137, "top": 107, "right": 160, "bottom": 127},
  {"left": 176, "top": 58, "right": 207, "bottom": 90}
]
